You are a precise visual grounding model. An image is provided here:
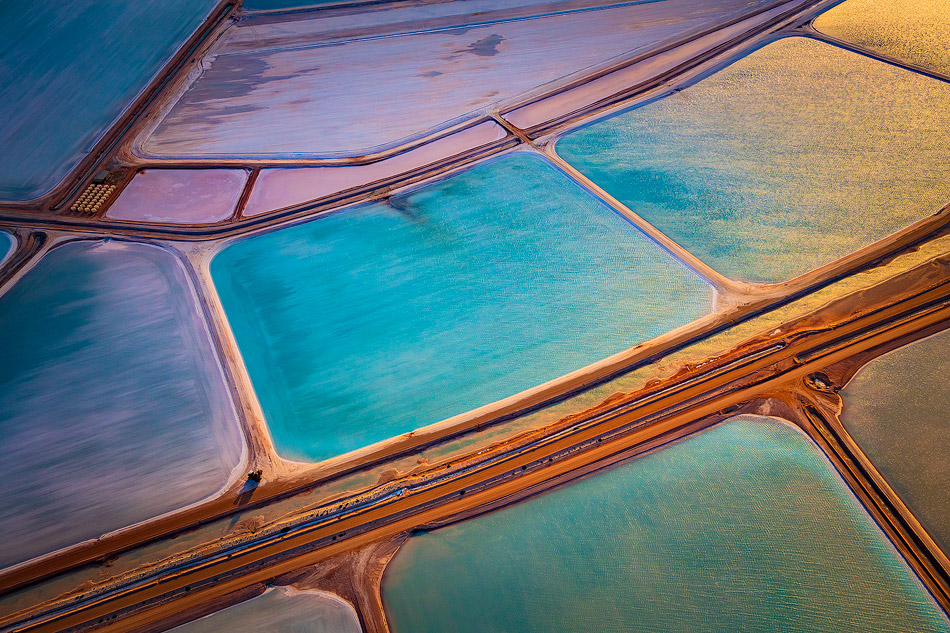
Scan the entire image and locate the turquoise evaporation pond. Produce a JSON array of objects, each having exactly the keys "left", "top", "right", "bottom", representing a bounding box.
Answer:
[
  {"left": 556, "top": 36, "right": 950, "bottom": 283},
  {"left": 0, "top": 241, "right": 242, "bottom": 569},
  {"left": 212, "top": 152, "right": 711, "bottom": 462},
  {"left": 0, "top": 0, "right": 217, "bottom": 200},
  {"left": 840, "top": 328, "right": 950, "bottom": 557},
  {"left": 382, "top": 415, "right": 950, "bottom": 633}
]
